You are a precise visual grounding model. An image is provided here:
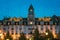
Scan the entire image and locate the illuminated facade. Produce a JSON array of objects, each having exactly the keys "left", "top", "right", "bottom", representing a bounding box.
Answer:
[{"left": 0, "top": 5, "right": 60, "bottom": 40}]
